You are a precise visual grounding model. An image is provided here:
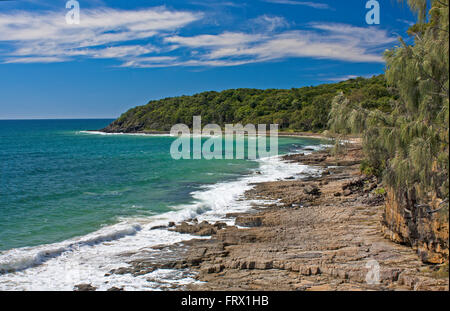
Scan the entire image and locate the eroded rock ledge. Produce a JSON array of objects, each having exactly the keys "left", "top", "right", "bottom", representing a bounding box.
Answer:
[{"left": 104, "top": 146, "right": 448, "bottom": 291}]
